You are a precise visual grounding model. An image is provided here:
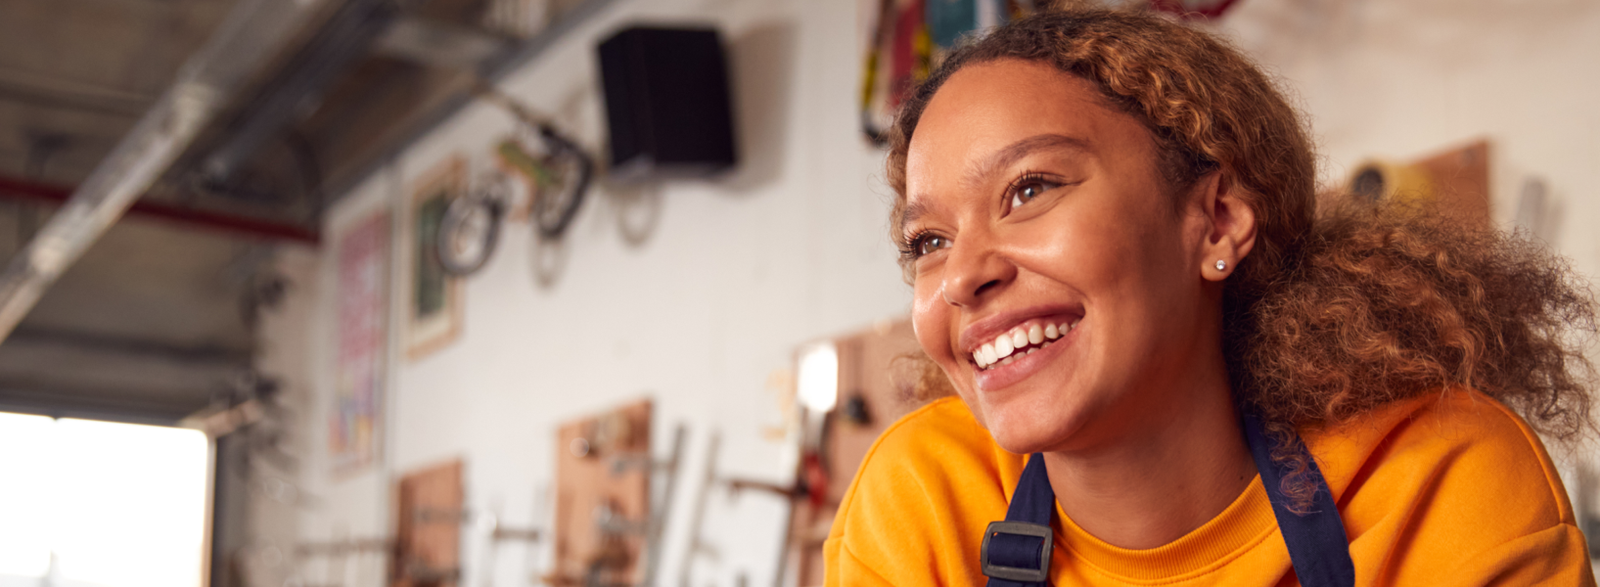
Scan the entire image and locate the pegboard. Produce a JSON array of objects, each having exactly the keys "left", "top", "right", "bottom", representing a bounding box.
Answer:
[
  {"left": 787, "top": 318, "right": 924, "bottom": 586},
  {"left": 1347, "top": 139, "right": 1491, "bottom": 225},
  {"left": 1410, "top": 139, "right": 1491, "bottom": 225},
  {"left": 549, "top": 399, "right": 653, "bottom": 586},
  {"left": 391, "top": 459, "right": 464, "bottom": 587}
]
